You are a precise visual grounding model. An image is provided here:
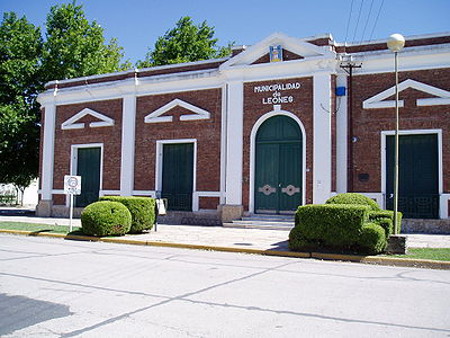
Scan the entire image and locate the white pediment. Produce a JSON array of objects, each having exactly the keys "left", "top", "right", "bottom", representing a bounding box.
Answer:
[
  {"left": 220, "top": 32, "right": 334, "bottom": 69},
  {"left": 61, "top": 108, "right": 115, "bottom": 130},
  {"left": 363, "top": 79, "right": 450, "bottom": 109},
  {"left": 144, "top": 99, "right": 211, "bottom": 124}
]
